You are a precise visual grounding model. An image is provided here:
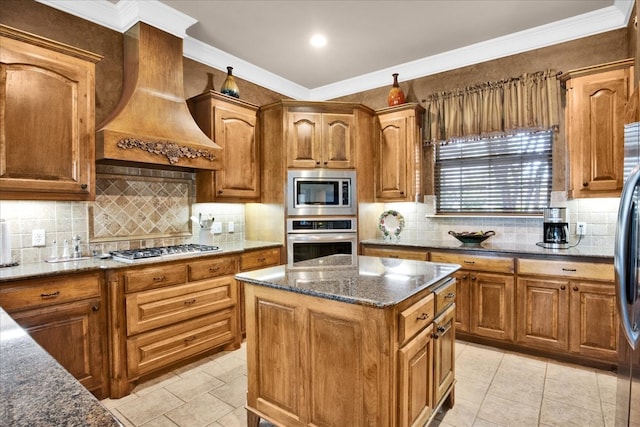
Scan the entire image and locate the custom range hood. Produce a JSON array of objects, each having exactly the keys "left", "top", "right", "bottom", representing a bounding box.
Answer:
[{"left": 96, "top": 22, "right": 221, "bottom": 170}]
